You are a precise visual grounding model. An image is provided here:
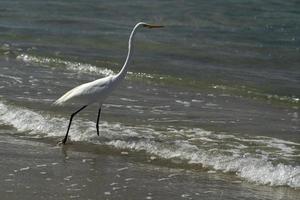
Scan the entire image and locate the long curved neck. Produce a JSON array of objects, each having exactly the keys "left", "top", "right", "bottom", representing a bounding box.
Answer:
[{"left": 116, "top": 24, "right": 140, "bottom": 80}]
